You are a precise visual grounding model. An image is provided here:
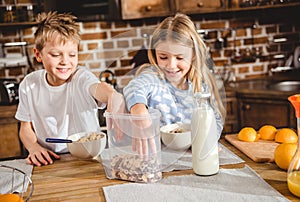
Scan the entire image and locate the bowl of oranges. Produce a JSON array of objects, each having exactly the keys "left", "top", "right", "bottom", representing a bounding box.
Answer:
[{"left": 0, "top": 164, "right": 33, "bottom": 202}]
